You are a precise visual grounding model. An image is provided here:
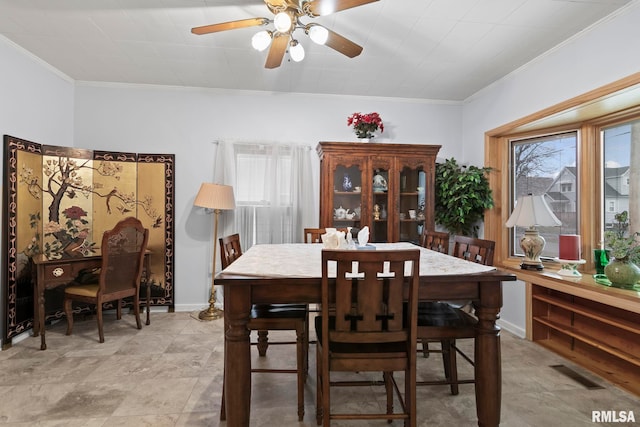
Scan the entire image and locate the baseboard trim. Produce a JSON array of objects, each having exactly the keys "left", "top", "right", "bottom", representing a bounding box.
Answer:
[{"left": 497, "top": 318, "right": 526, "bottom": 338}]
